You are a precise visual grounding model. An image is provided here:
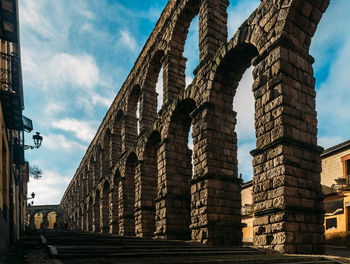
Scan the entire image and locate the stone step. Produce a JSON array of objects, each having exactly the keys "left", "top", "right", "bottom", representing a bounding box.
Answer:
[
  {"left": 42, "top": 231, "right": 341, "bottom": 264},
  {"left": 145, "top": 260, "right": 336, "bottom": 264},
  {"left": 52, "top": 245, "right": 258, "bottom": 251},
  {"left": 53, "top": 249, "right": 263, "bottom": 258}
]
